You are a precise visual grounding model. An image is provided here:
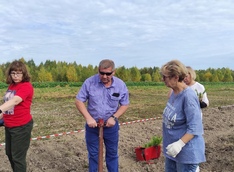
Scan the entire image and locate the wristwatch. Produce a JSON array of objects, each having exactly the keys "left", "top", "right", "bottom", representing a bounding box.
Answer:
[{"left": 111, "top": 115, "right": 118, "bottom": 121}]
